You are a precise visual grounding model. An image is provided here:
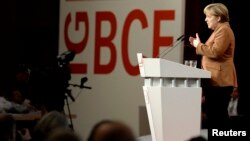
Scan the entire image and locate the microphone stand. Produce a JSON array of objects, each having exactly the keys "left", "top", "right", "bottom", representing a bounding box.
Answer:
[
  {"left": 160, "top": 36, "right": 185, "bottom": 58},
  {"left": 157, "top": 35, "right": 185, "bottom": 58},
  {"left": 65, "top": 89, "right": 74, "bottom": 131},
  {"left": 64, "top": 81, "right": 92, "bottom": 131},
  {"left": 70, "top": 83, "right": 92, "bottom": 89}
]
